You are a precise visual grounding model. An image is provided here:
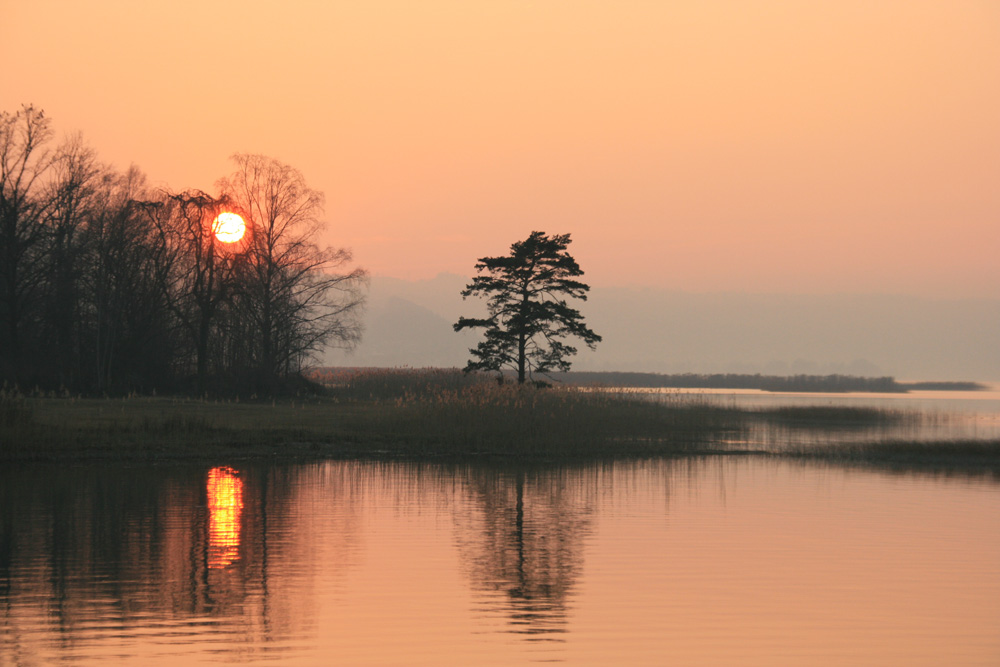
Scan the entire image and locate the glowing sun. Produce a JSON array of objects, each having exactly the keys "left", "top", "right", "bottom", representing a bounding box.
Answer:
[{"left": 212, "top": 212, "right": 246, "bottom": 243}]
